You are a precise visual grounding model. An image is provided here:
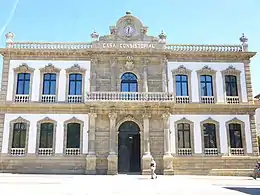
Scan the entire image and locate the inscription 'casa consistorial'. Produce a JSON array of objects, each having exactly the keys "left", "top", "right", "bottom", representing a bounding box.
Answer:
[{"left": 102, "top": 42, "right": 156, "bottom": 49}]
